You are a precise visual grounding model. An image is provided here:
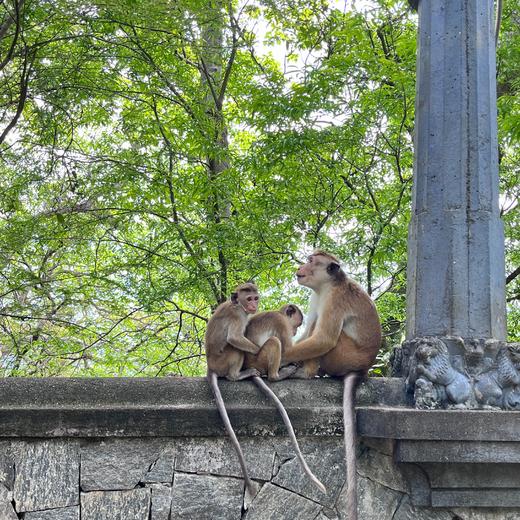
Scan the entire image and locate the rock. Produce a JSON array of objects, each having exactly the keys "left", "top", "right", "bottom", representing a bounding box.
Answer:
[
  {"left": 81, "top": 438, "right": 166, "bottom": 491},
  {"left": 13, "top": 440, "right": 79, "bottom": 512},
  {"left": 357, "top": 446, "right": 408, "bottom": 493},
  {"left": 392, "top": 496, "right": 453, "bottom": 520},
  {"left": 142, "top": 446, "right": 175, "bottom": 483},
  {"left": 272, "top": 437, "right": 344, "bottom": 507},
  {"left": 23, "top": 506, "right": 80, "bottom": 520},
  {"left": 150, "top": 484, "right": 172, "bottom": 520},
  {"left": 170, "top": 473, "right": 242, "bottom": 520},
  {"left": 175, "top": 437, "right": 273, "bottom": 481},
  {"left": 81, "top": 489, "right": 150, "bottom": 520},
  {"left": 352, "top": 475, "right": 403, "bottom": 520},
  {"left": 0, "top": 442, "right": 15, "bottom": 490},
  {"left": 0, "top": 484, "right": 17, "bottom": 520},
  {"left": 245, "top": 483, "right": 322, "bottom": 520}
]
